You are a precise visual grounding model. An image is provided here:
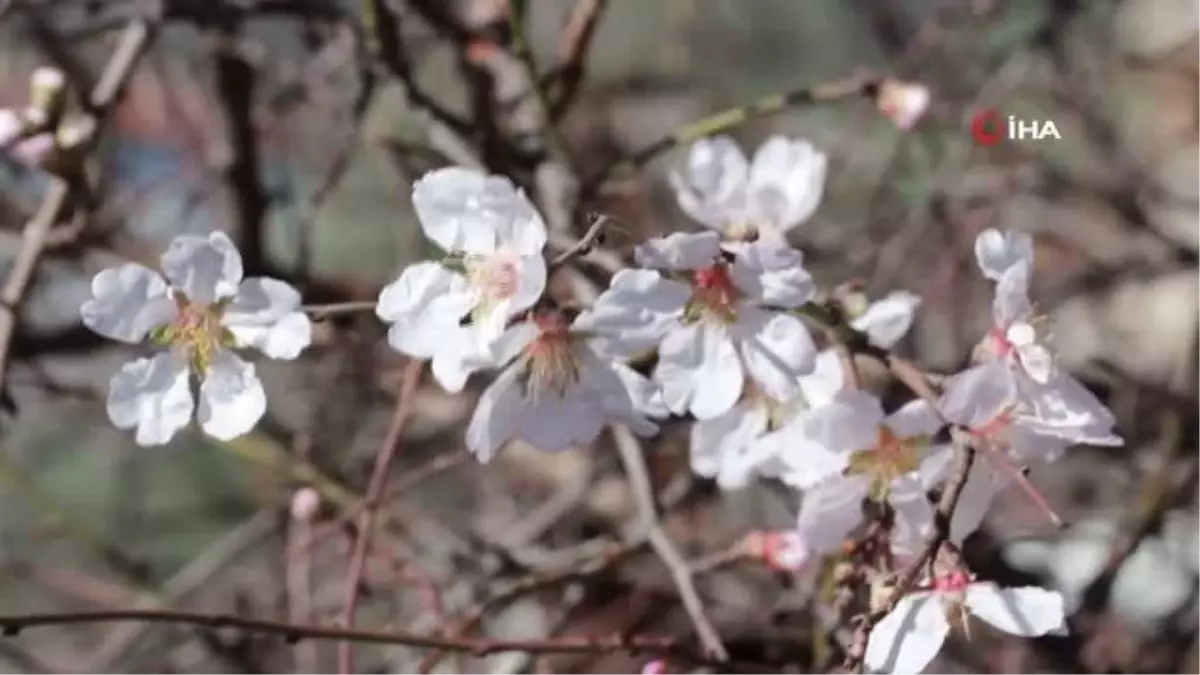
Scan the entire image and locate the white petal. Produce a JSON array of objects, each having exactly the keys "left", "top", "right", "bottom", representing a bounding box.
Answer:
[
  {"left": 223, "top": 278, "right": 312, "bottom": 359},
  {"left": 655, "top": 322, "right": 743, "bottom": 419},
  {"left": 196, "top": 351, "right": 267, "bottom": 441},
  {"left": 800, "top": 389, "right": 884, "bottom": 454},
  {"left": 579, "top": 269, "right": 689, "bottom": 358},
  {"left": 465, "top": 366, "right": 525, "bottom": 462},
  {"left": 729, "top": 242, "right": 815, "bottom": 307},
  {"left": 669, "top": 136, "right": 750, "bottom": 230},
  {"left": 889, "top": 476, "right": 935, "bottom": 561},
  {"left": 798, "top": 349, "right": 843, "bottom": 407},
  {"left": 689, "top": 402, "right": 770, "bottom": 489},
  {"left": 736, "top": 307, "right": 817, "bottom": 400},
  {"left": 160, "top": 231, "right": 243, "bottom": 303},
  {"left": 975, "top": 228, "right": 1034, "bottom": 282},
  {"left": 106, "top": 352, "right": 194, "bottom": 446},
  {"left": 796, "top": 475, "right": 870, "bottom": 554},
  {"left": 885, "top": 399, "right": 944, "bottom": 439},
  {"left": 851, "top": 290, "right": 922, "bottom": 348},
  {"left": 507, "top": 253, "right": 548, "bottom": 316},
  {"left": 759, "top": 416, "right": 851, "bottom": 489},
  {"left": 1016, "top": 343, "right": 1055, "bottom": 384},
  {"left": 427, "top": 325, "right": 500, "bottom": 394},
  {"left": 80, "top": 264, "right": 176, "bottom": 343},
  {"left": 949, "top": 460, "right": 1009, "bottom": 545},
  {"left": 611, "top": 361, "right": 670, "bottom": 422},
  {"left": 412, "top": 167, "right": 547, "bottom": 255},
  {"left": 509, "top": 353, "right": 641, "bottom": 453},
  {"left": 917, "top": 444, "right": 955, "bottom": 490},
  {"left": 1014, "top": 371, "right": 1122, "bottom": 446},
  {"left": 939, "top": 362, "right": 1015, "bottom": 428},
  {"left": 865, "top": 592, "right": 949, "bottom": 675},
  {"left": 746, "top": 136, "right": 827, "bottom": 231},
  {"left": 634, "top": 231, "right": 722, "bottom": 271},
  {"left": 377, "top": 263, "right": 475, "bottom": 362},
  {"left": 965, "top": 583, "right": 1067, "bottom": 637},
  {"left": 992, "top": 261, "right": 1032, "bottom": 327}
]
